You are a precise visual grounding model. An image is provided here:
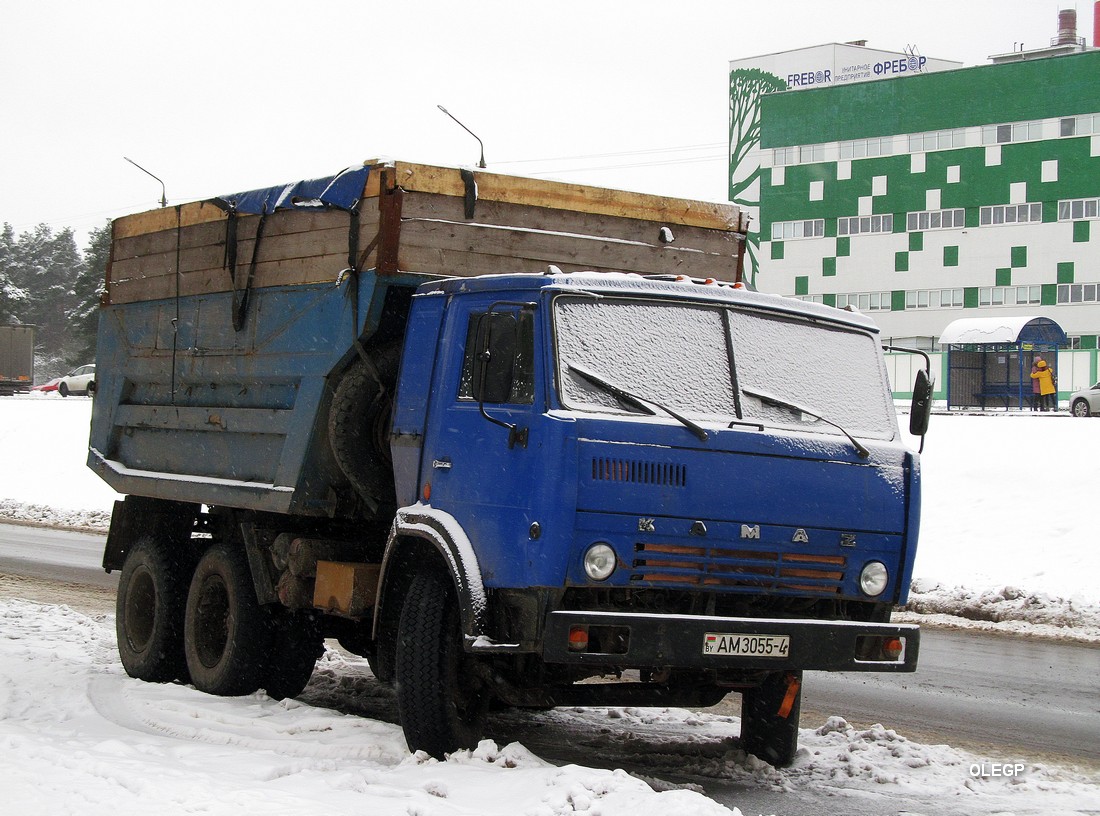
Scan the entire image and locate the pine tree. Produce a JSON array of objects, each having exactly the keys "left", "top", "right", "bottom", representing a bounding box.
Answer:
[
  {"left": 71, "top": 223, "right": 110, "bottom": 364},
  {"left": 0, "top": 224, "right": 31, "bottom": 324}
]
